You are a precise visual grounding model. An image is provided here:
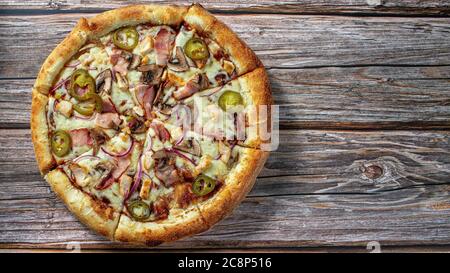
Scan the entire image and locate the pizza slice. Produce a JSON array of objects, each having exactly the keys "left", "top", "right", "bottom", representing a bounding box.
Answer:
[{"left": 152, "top": 67, "right": 273, "bottom": 150}]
